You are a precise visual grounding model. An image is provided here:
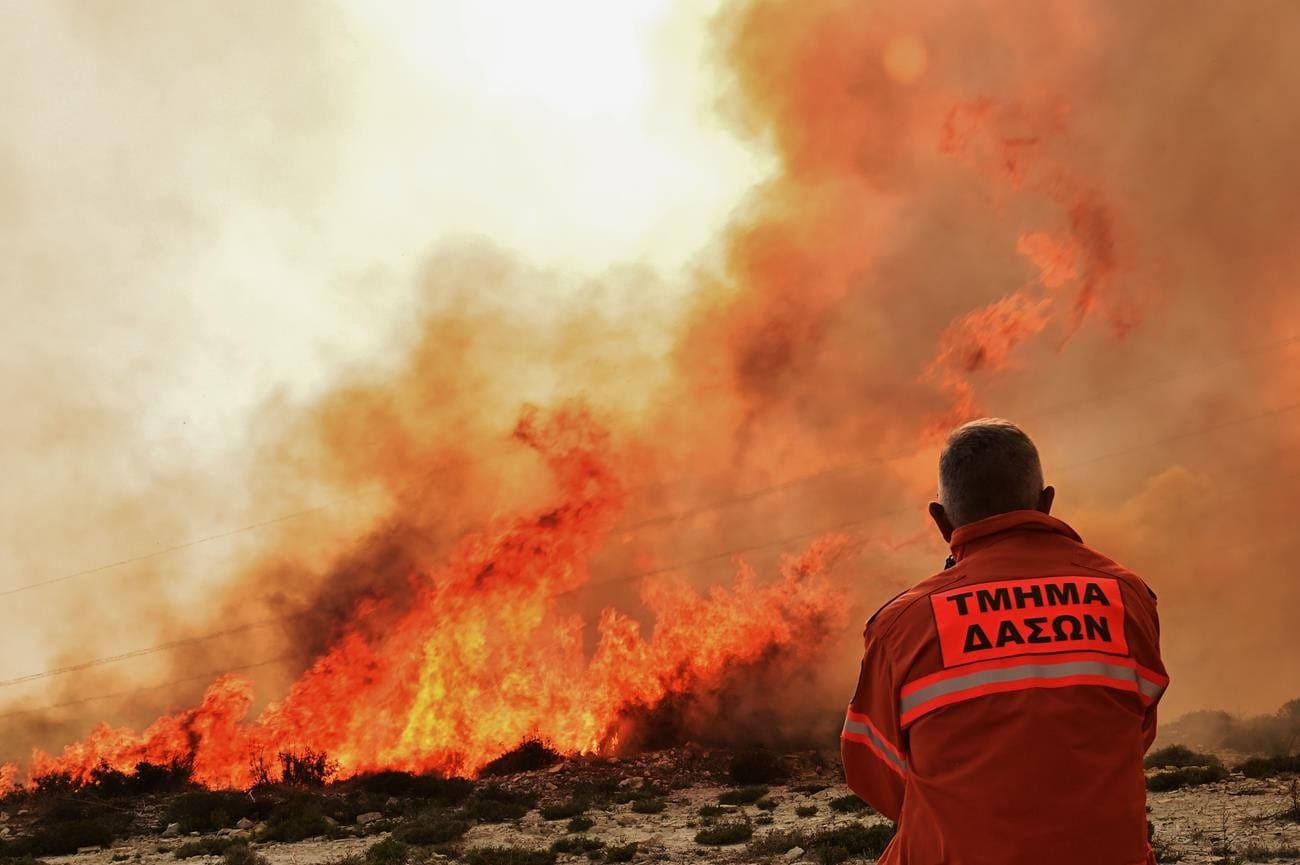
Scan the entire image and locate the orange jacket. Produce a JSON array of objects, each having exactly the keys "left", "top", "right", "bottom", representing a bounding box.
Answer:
[{"left": 842, "top": 510, "right": 1168, "bottom": 865}]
